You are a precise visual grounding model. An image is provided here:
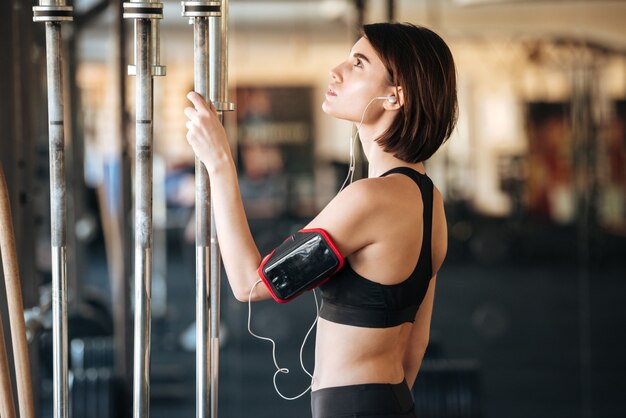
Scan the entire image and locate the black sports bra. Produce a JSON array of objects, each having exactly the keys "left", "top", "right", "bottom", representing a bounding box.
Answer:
[{"left": 318, "top": 166, "right": 434, "bottom": 328}]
